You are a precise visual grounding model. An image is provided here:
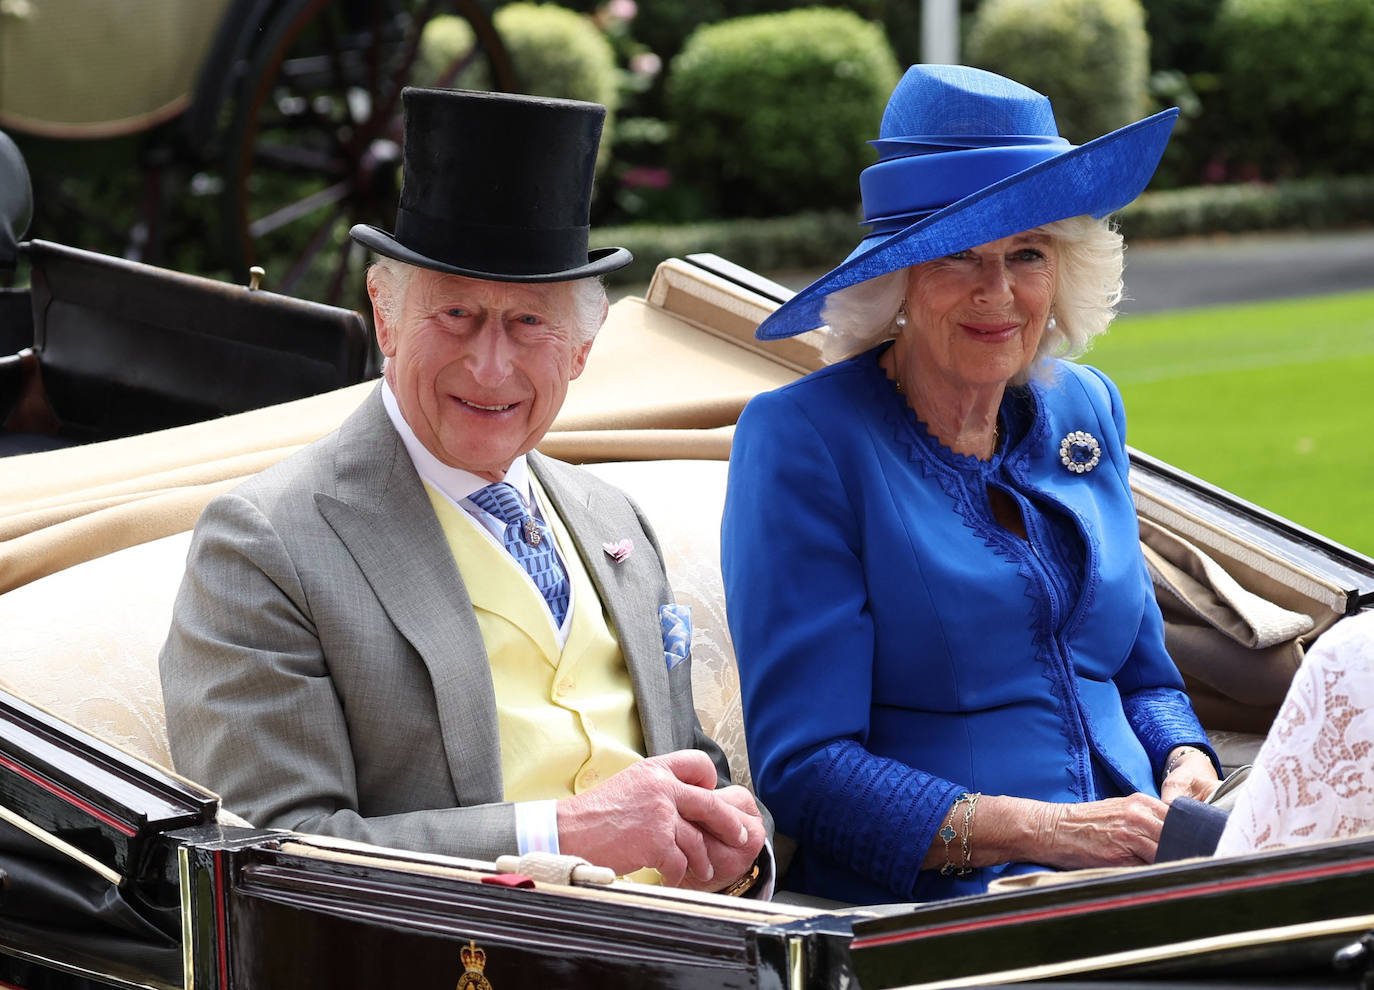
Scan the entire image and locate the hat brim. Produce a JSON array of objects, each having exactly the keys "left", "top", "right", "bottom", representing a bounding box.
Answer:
[
  {"left": 755, "top": 107, "right": 1179, "bottom": 340},
  {"left": 350, "top": 224, "right": 633, "bottom": 283}
]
